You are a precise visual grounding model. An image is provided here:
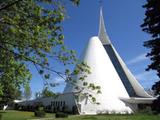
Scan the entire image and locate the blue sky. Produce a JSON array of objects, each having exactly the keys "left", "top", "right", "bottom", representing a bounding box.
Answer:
[{"left": 29, "top": 0, "right": 158, "bottom": 98}]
